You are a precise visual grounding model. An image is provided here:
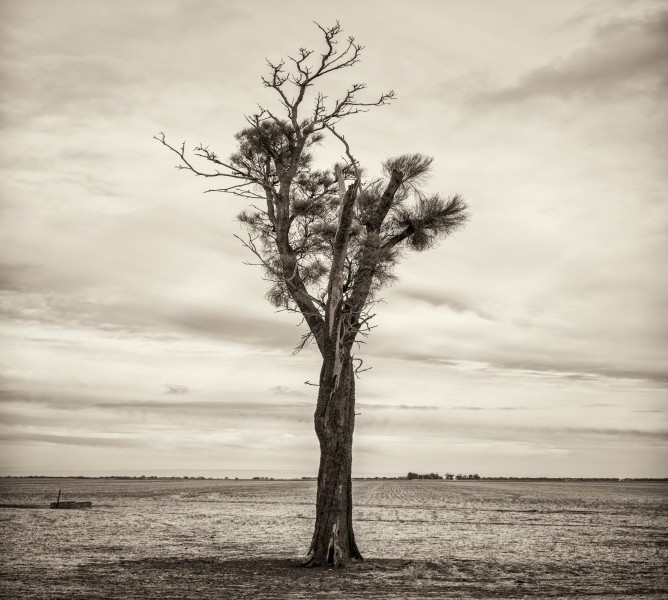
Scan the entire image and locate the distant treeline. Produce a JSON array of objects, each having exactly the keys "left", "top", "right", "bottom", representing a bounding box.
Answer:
[
  {"left": 405, "top": 472, "right": 481, "bottom": 480},
  {"left": 480, "top": 477, "right": 668, "bottom": 482},
  {"left": 1, "top": 475, "right": 221, "bottom": 480},
  {"left": 2, "top": 475, "right": 667, "bottom": 482}
]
